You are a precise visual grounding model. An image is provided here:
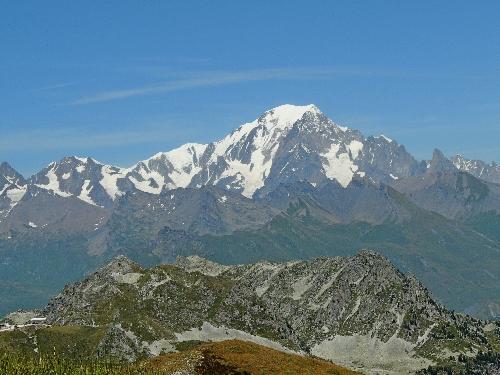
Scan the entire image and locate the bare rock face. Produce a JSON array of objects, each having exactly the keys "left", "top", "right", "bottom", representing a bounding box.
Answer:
[
  {"left": 392, "top": 149, "right": 500, "bottom": 220},
  {"left": 41, "top": 252, "right": 498, "bottom": 374},
  {"left": 175, "top": 255, "right": 230, "bottom": 276}
]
